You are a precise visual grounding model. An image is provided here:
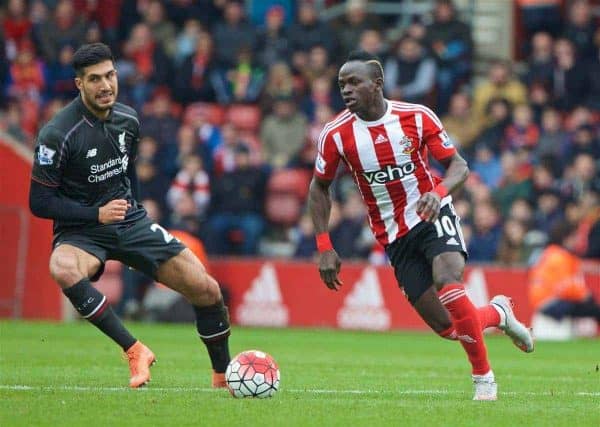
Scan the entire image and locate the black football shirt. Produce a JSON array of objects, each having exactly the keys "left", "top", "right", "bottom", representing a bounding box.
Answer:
[{"left": 31, "top": 95, "right": 145, "bottom": 232}]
